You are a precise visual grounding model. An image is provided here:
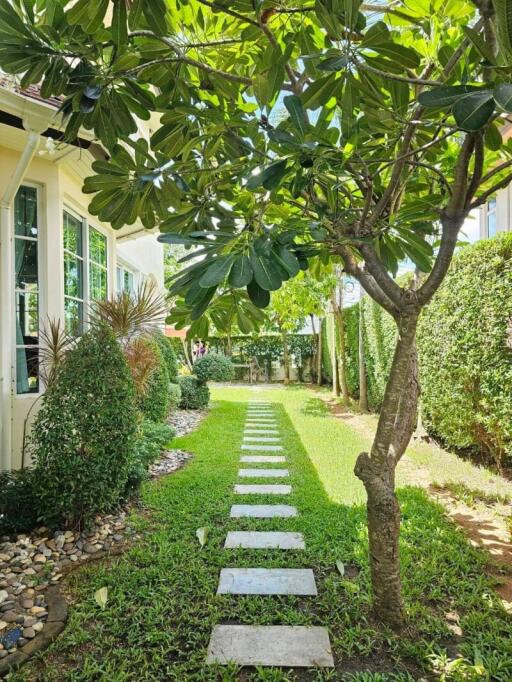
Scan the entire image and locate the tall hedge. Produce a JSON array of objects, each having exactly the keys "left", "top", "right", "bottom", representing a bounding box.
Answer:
[
  {"left": 30, "top": 325, "right": 137, "bottom": 529},
  {"left": 154, "top": 330, "right": 179, "bottom": 382},
  {"left": 418, "top": 234, "right": 512, "bottom": 468},
  {"left": 138, "top": 339, "right": 171, "bottom": 422}
]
